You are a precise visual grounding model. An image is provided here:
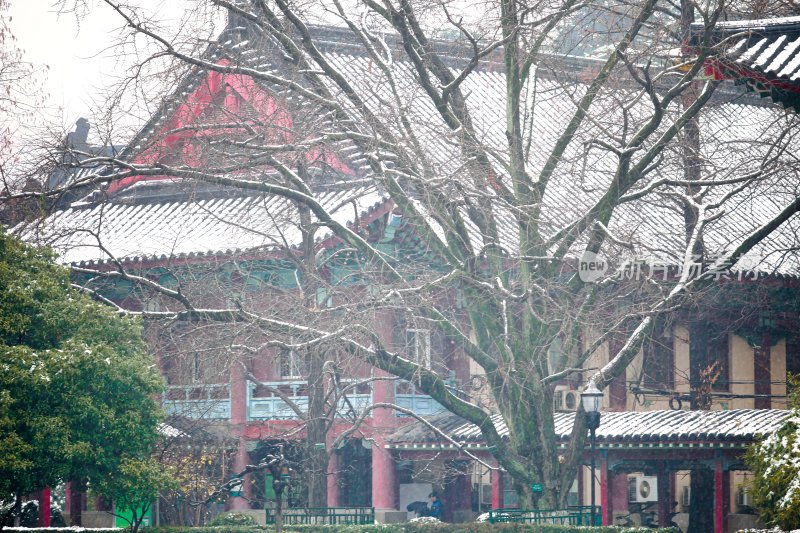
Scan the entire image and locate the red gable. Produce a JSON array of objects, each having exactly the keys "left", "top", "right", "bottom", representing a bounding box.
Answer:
[{"left": 108, "top": 63, "right": 356, "bottom": 195}]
